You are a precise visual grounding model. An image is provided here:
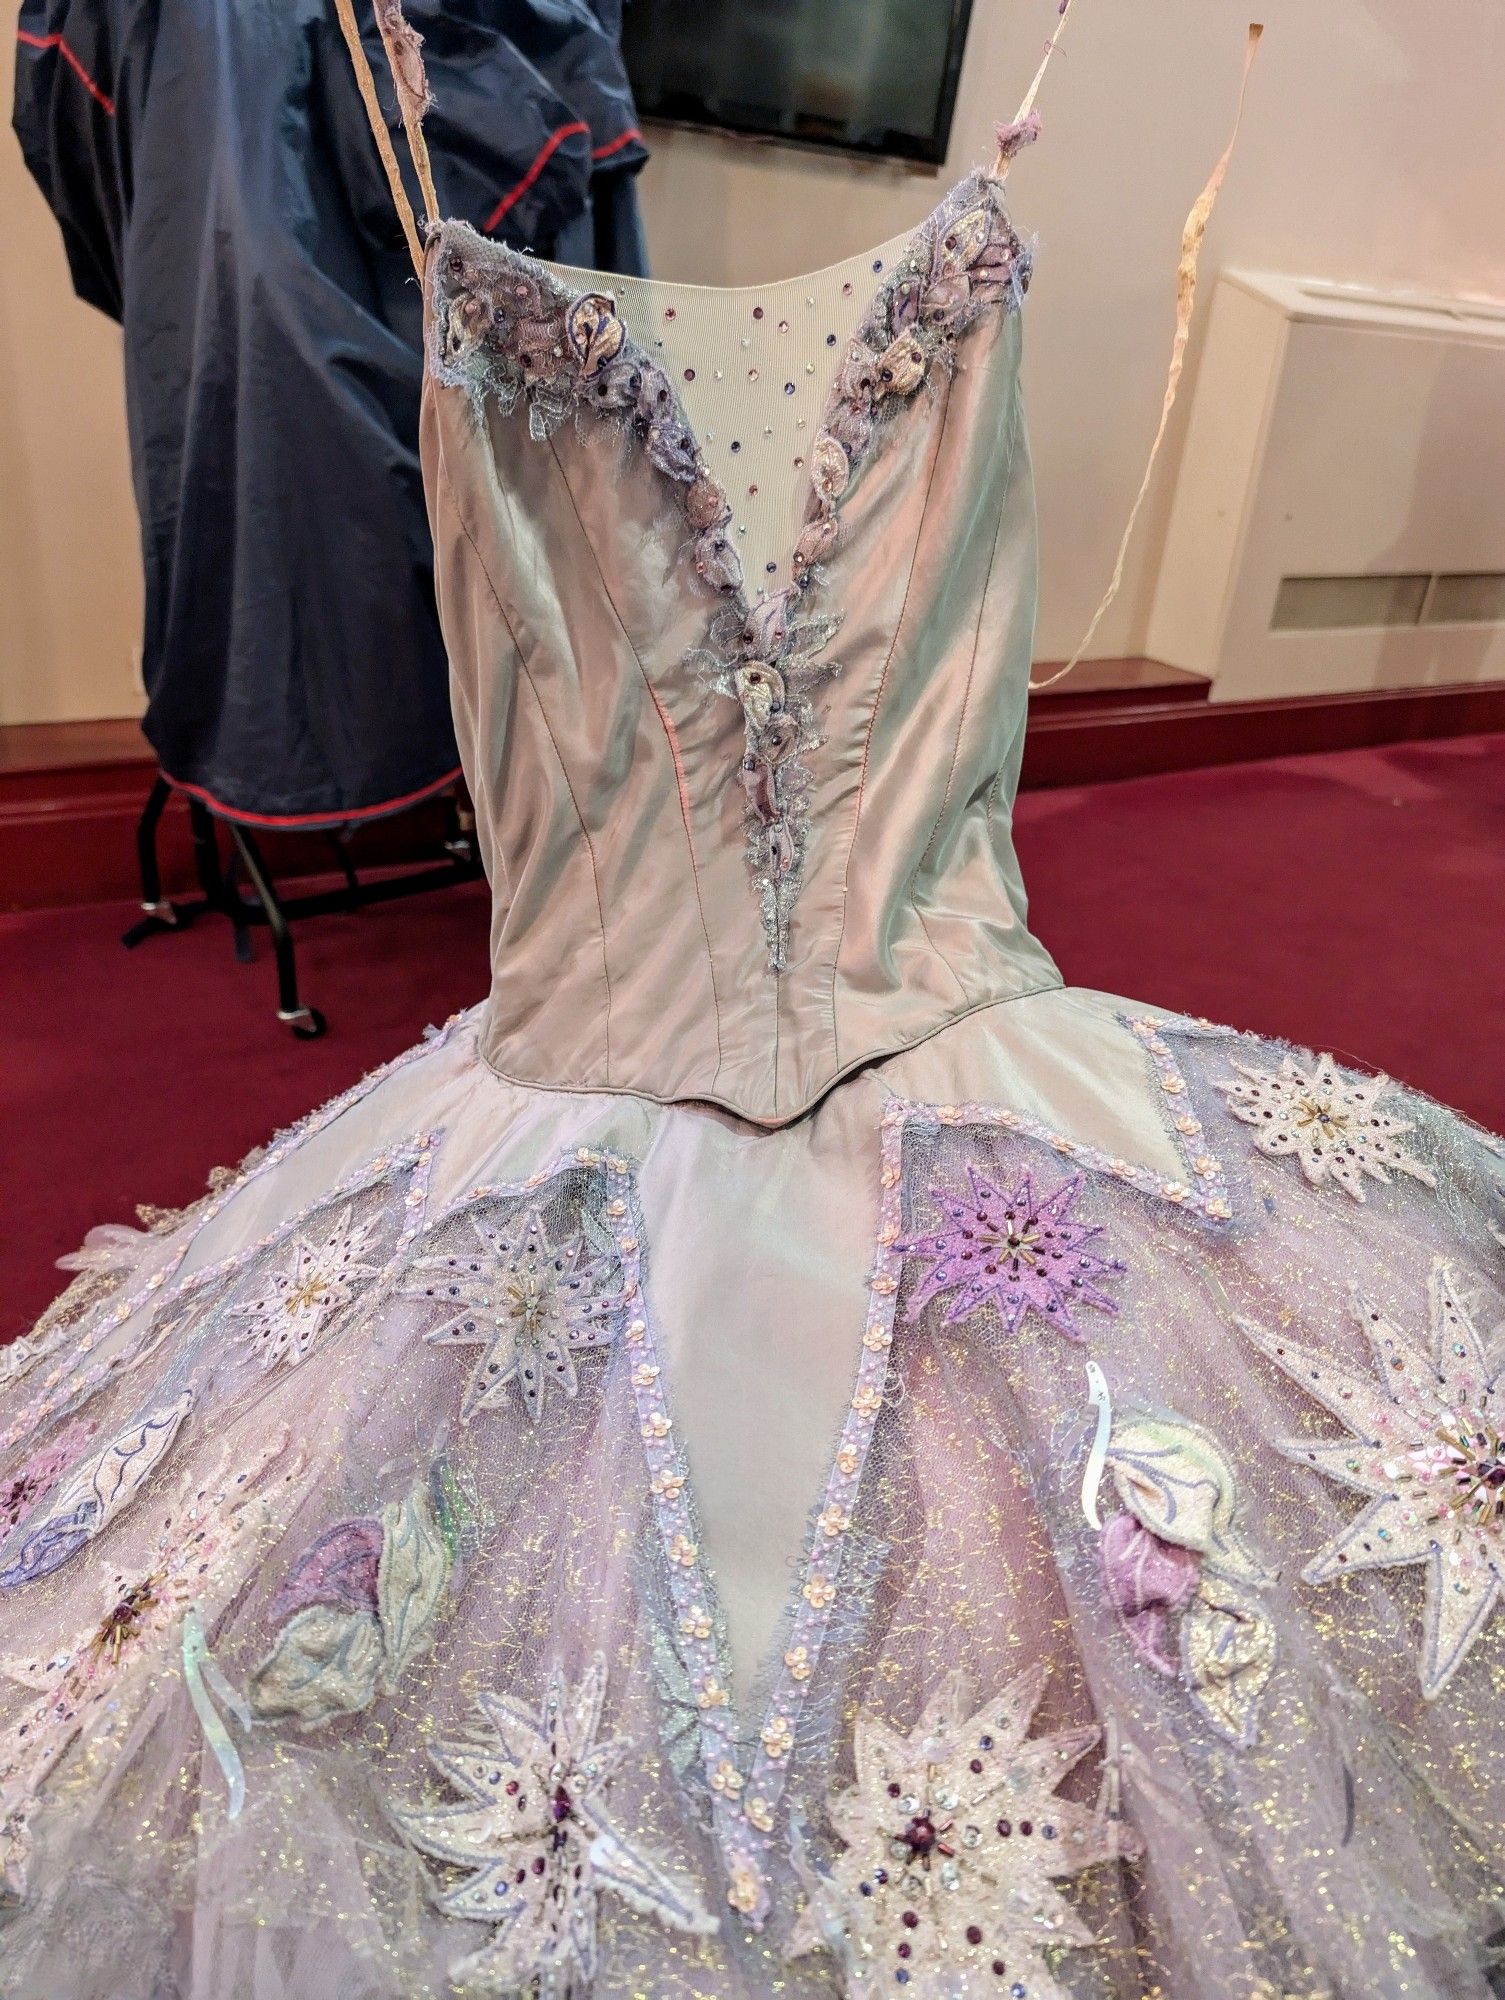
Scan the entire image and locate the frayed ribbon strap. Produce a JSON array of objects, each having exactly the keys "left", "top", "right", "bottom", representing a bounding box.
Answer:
[
  {"left": 182, "top": 1606, "right": 253, "bottom": 1820},
  {"left": 330, "top": 0, "right": 438, "bottom": 280},
  {"left": 1080, "top": 1360, "right": 1113, "bottom": 1529},
  {"left": 1031, "top": 22, "right": 1265, "bottom": 690}
]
